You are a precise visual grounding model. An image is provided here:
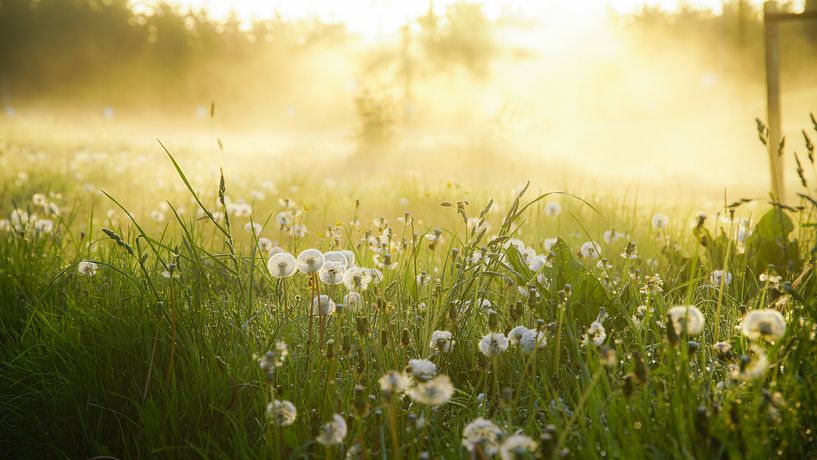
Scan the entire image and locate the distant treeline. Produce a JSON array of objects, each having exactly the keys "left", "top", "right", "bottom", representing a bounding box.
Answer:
[{"left": 0, "top": 0, "right": 815, "bottom": 114}]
